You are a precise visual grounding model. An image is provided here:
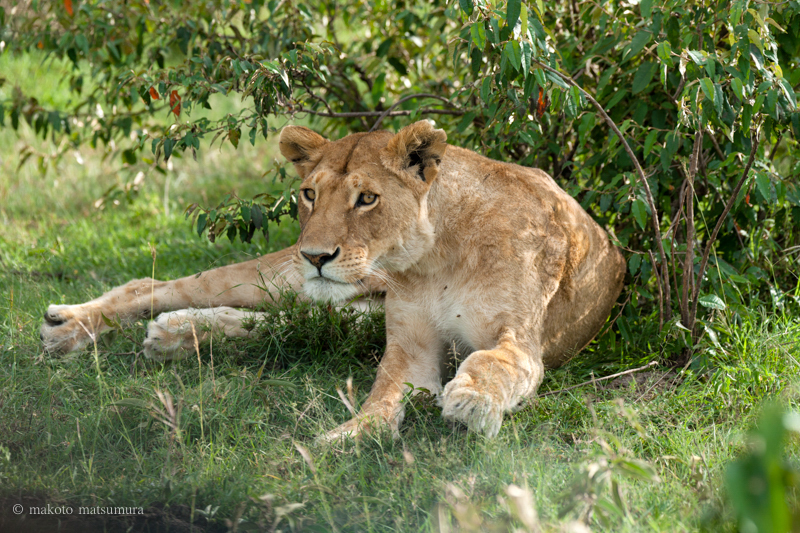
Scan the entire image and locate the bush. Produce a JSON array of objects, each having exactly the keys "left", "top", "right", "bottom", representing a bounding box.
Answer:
[{"left": 2, "top": 0, "right": 800, "bottom": 359}]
